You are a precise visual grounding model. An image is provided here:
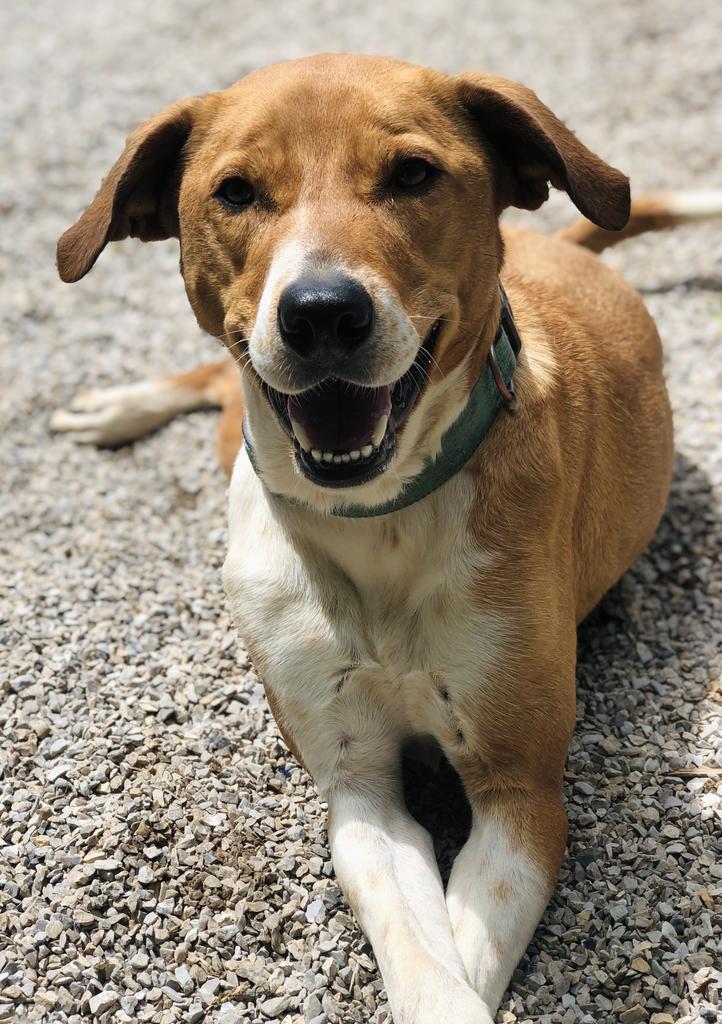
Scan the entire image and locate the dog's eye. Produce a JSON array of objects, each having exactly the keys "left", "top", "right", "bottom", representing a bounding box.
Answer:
[
  {"left": 391, "top": 158, "right": 438, "bottom": 191},
  {"left": 216, "top": 177, "right": 256, "bottom": 208}
]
